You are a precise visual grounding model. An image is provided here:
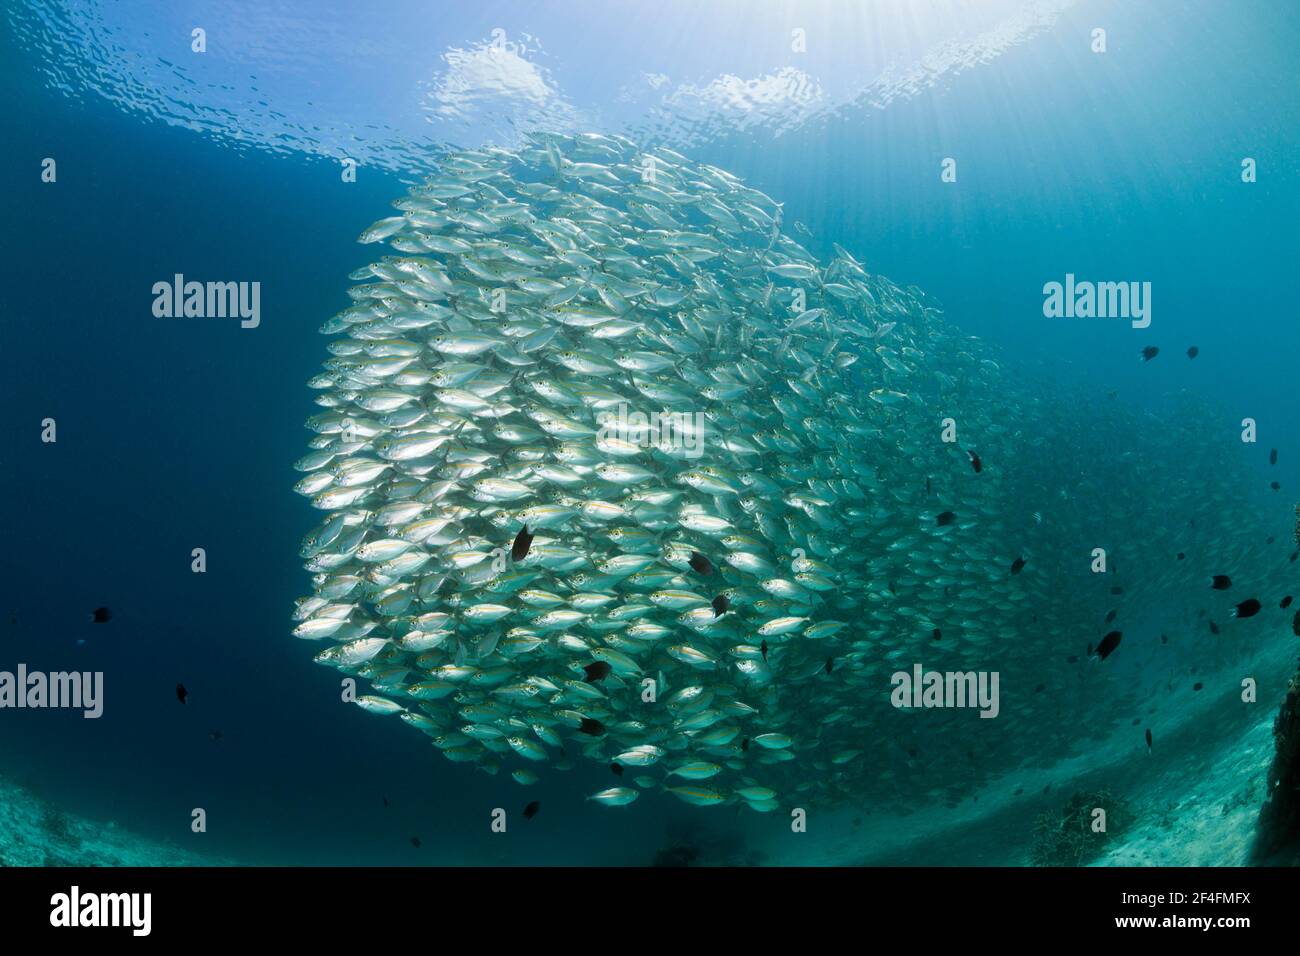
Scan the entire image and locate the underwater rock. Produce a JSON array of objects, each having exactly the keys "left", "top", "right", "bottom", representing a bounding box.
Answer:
[{"left": 1251, "top": 667, "right": 1300, "bottom": 864}]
